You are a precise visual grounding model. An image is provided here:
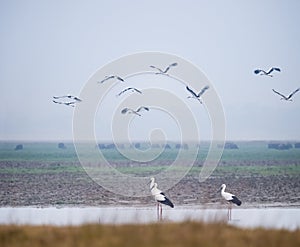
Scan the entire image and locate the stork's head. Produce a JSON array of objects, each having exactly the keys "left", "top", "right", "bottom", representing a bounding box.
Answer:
[
  {"left": 149, "top": 177, "right": 155, "bottom": 186},
  {"left": 217, "top": 184, "right": 226, "bottom": 192}
]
